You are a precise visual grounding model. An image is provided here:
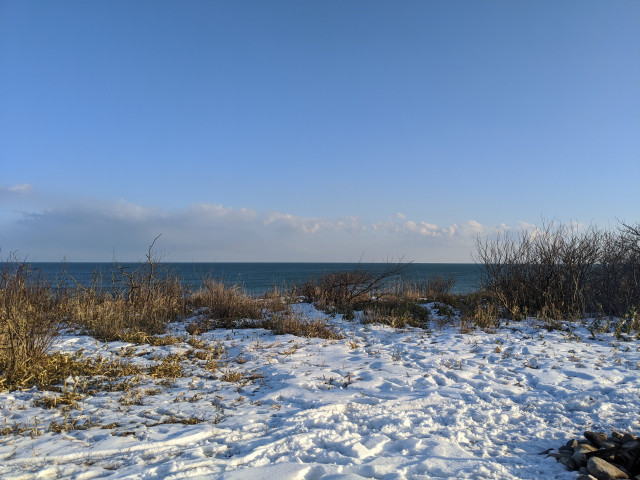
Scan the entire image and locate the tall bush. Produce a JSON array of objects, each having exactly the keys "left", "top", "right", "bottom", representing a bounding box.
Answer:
[{"left": 475, "top": 221, "right": 639, "bottom": 320}]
